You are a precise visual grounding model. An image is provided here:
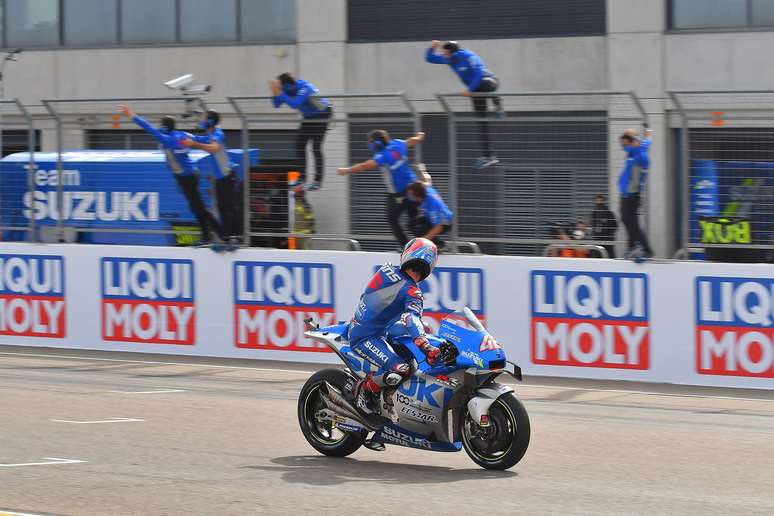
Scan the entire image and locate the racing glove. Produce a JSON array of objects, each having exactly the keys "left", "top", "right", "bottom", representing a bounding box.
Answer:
[{"left": 415, "top": 337, "right": 441, "bottom": 365}]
